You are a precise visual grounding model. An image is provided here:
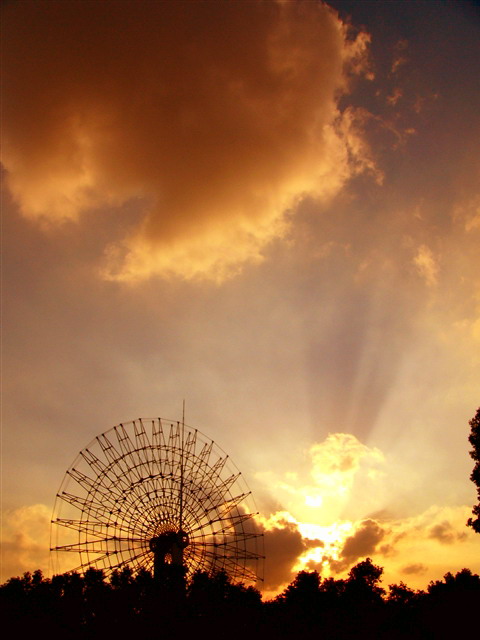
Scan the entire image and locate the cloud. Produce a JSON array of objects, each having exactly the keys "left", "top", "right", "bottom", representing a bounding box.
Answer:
[
  {"left": 256, "top": 433, "right": 385, "bottom": 524},
  {"left": 428, "top": 520, "right": 467, "bottom": 545},
  {"left": 256, "top": 512, "right": 309, "bottom": 591},
  {"left": 306, "top": 433, "right": 386, "bottom": 513},
  {"left": 391, "top": 39, "right": 408, "bottom": 74},
  {"left": 1, "top": 504, "right": 51, "bottom": 582},
  {"left": 402, "top": 563, "right": 428, "bottom": 576},
  {"left": 276, "top": 480, "right": 480, "bottom": 590},
  {"left": 328, "top": 518, "right": 385, "bottom": 573},
  {"left": 3, "top": 0, "right": 373, "bottom": 282},
  {"left": 310, "top": 433, "right": 384, "bottom": 478},
  {"left": 453, "top": 195, "right": 480, "bottom": 233},
  {"left": 329, "top": 107, "right": 384, "bottom": 185},
  {"left": 340, "top": 519, "right": 386, "bottom": 563},
  {"left": 387, "top": 88, "right": 403, "bottom": 106},
  {"left": 413, "top": 245, "right": 439, "bottom": 287}
]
